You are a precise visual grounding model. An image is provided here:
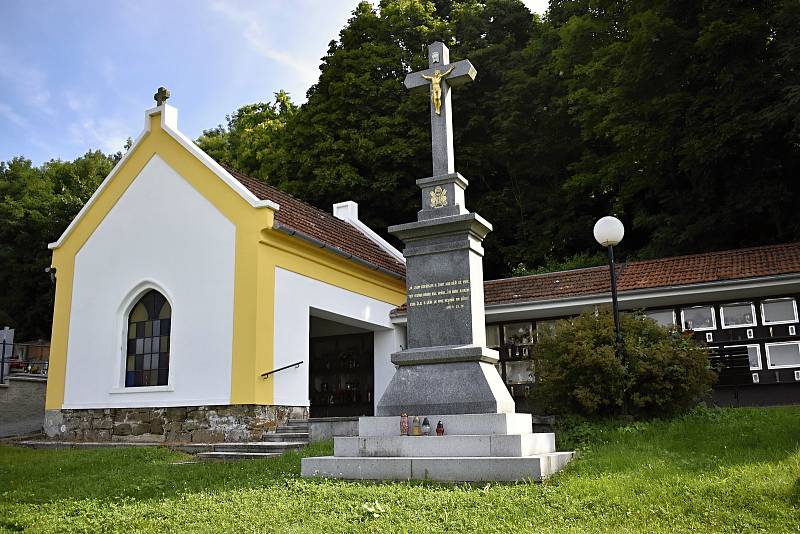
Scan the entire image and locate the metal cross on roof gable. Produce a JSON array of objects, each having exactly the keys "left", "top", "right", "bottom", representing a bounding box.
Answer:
[
  {"left": 404, "top": 42, "right": 477, "bottom": 176},
  {"left": 154, "top": 86, "right": 170, "bottom": 106}
]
